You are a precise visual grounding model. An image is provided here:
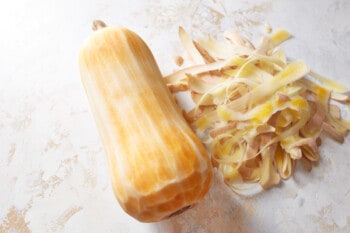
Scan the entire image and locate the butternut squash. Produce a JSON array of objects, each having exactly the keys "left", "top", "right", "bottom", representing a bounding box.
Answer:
[{"left": 78, "top": 21, "right": 213, "bottom": 222}]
